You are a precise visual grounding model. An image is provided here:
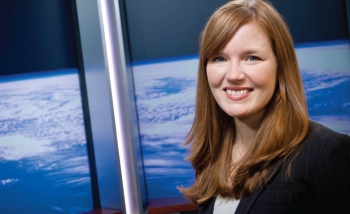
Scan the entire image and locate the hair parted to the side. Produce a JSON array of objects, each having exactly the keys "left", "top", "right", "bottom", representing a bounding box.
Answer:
[{"left": 179, "top": 0, "right": 309, "bottom": 204}]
